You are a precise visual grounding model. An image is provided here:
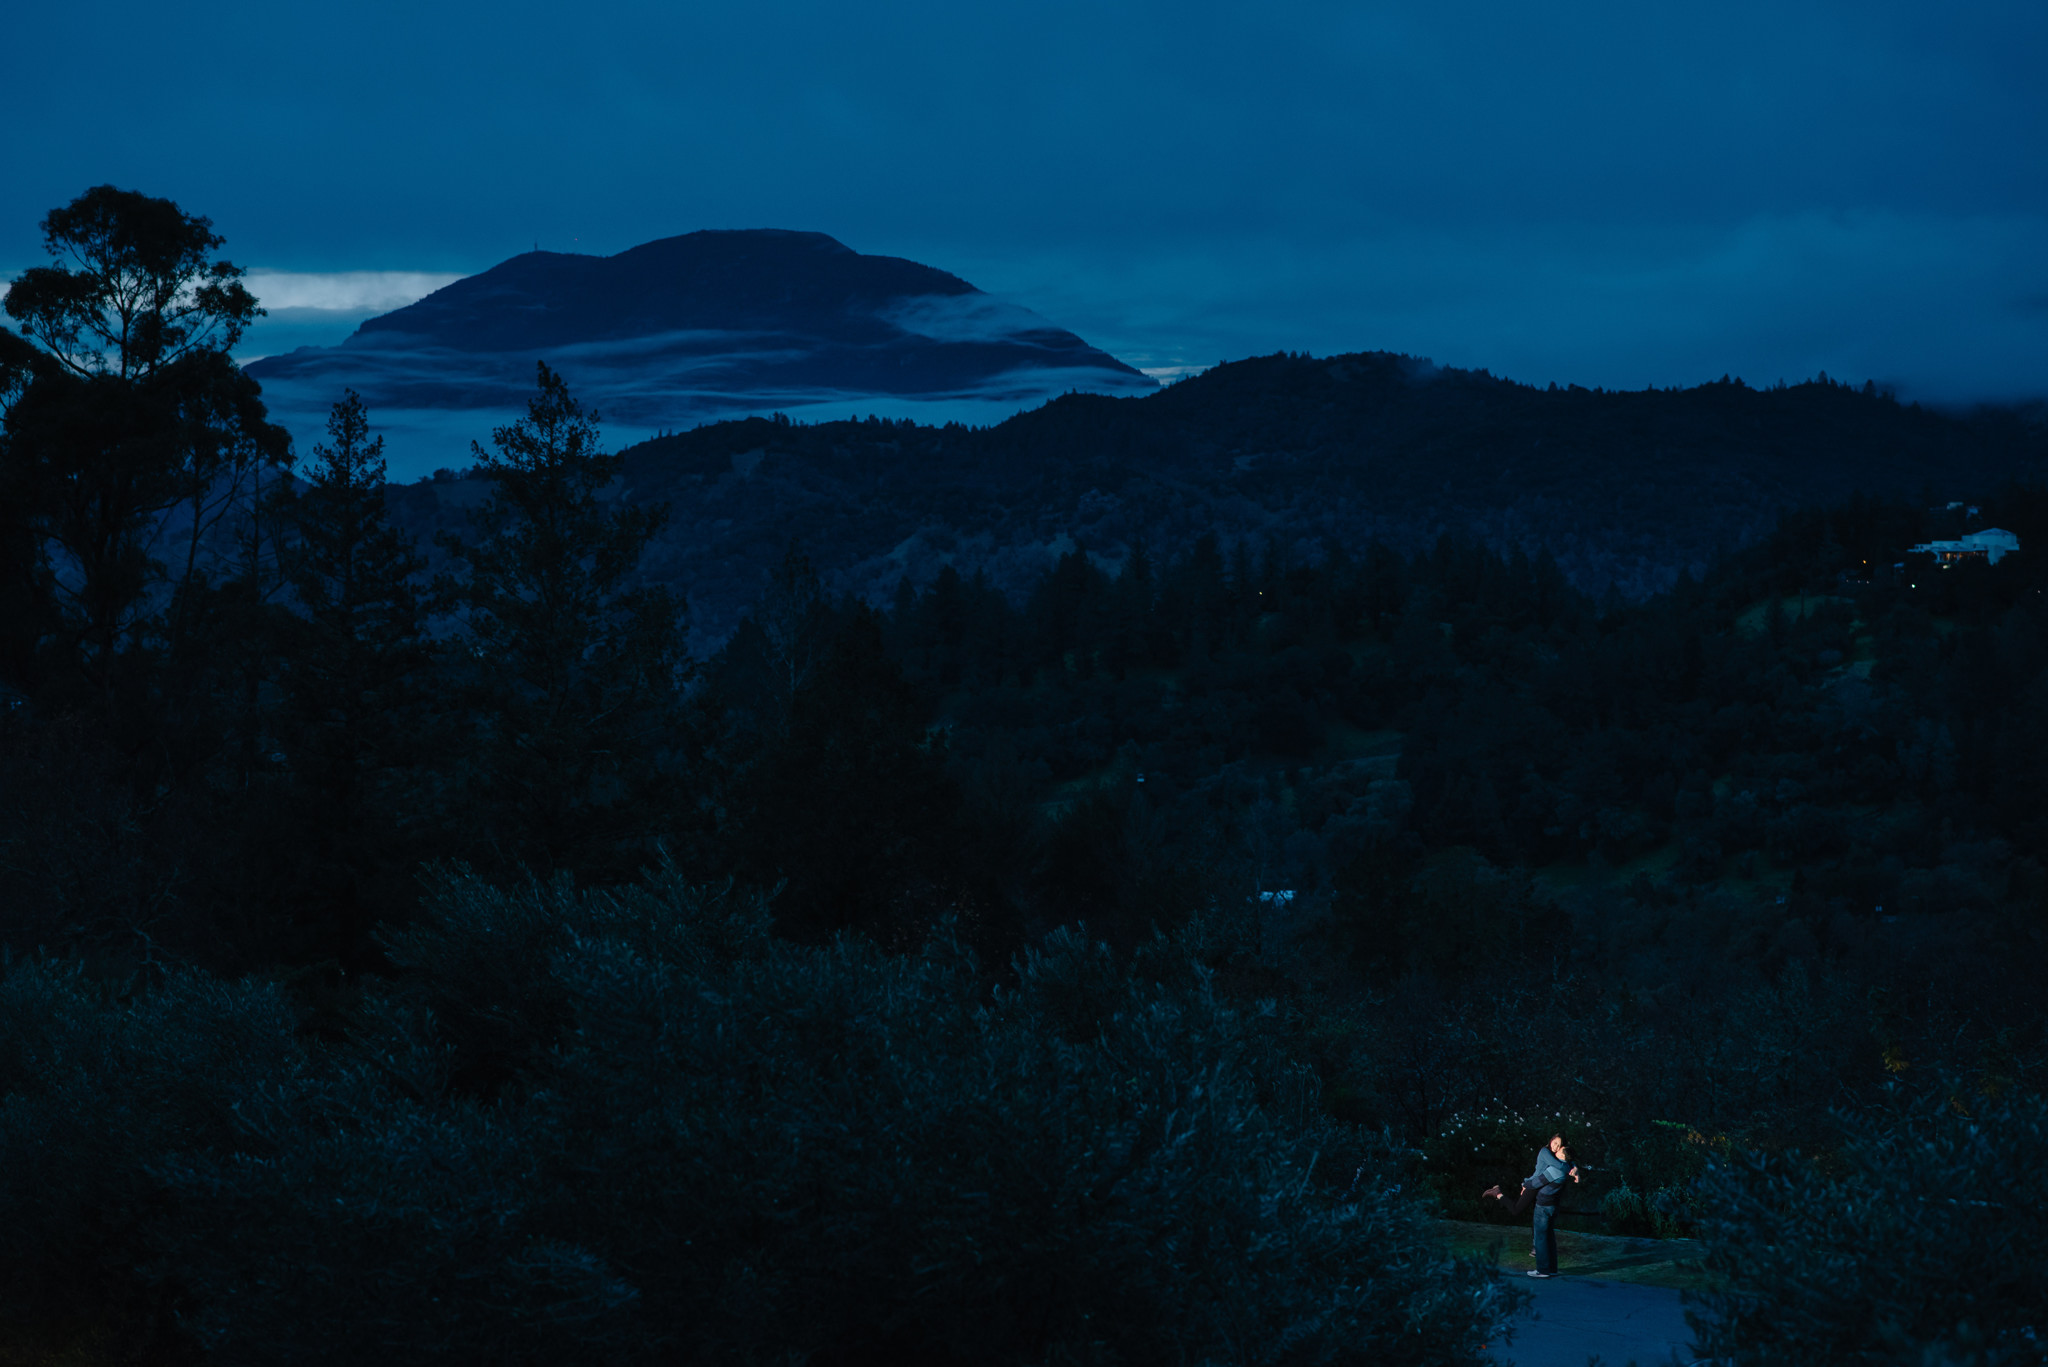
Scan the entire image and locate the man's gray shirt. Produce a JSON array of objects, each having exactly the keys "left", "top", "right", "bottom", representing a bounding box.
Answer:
[{"left": 1523, "top": 1148, "right": 1571, "bottom": 1204}]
